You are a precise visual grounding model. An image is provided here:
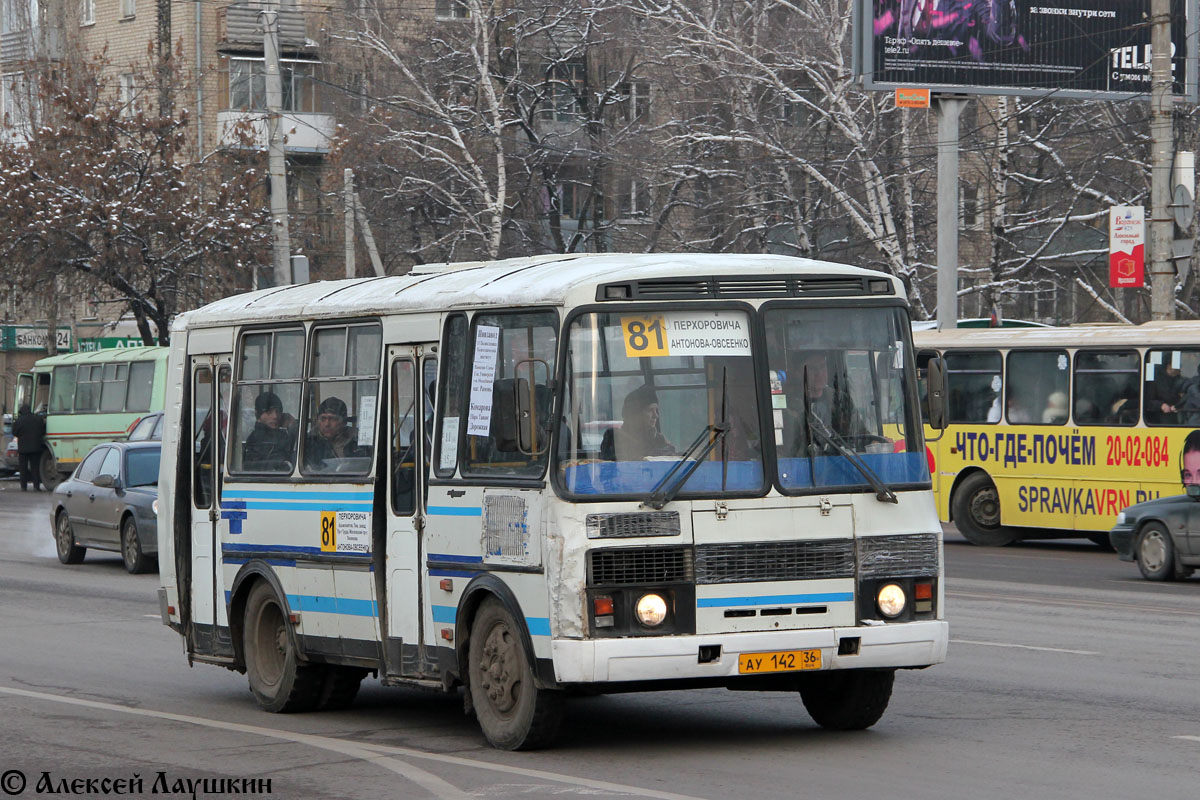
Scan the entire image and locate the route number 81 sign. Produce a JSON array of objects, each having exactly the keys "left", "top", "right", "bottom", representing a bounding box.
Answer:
[{"left": 620, "top": 312, "right": 752, "bottom": 359}]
